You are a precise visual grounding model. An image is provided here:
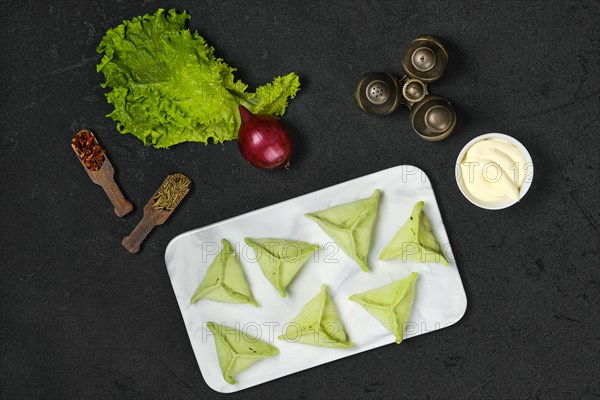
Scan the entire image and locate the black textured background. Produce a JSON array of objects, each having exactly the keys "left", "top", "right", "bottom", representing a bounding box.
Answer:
[{"left": 1, "top": 1, "right": 599, "bottom": 399}]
